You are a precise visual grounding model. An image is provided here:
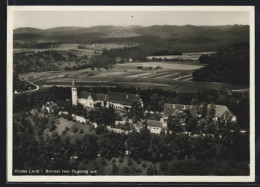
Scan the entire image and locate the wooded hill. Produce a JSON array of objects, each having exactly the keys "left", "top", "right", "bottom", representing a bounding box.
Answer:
[
  {"left": 192, "top": 42, "right": 249, "bottom": 86},
  {"left": 14, "top": 25, "right": 249, "bottom": 52}
]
